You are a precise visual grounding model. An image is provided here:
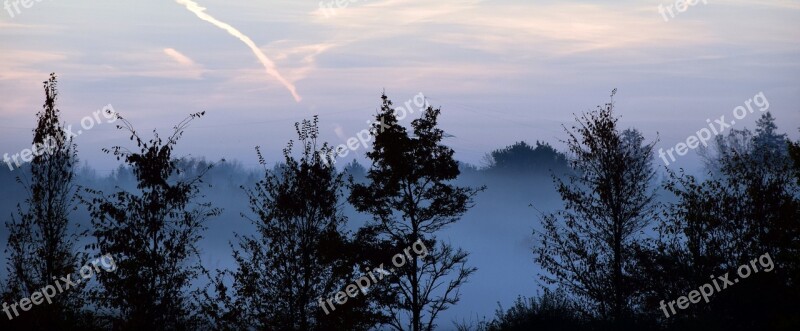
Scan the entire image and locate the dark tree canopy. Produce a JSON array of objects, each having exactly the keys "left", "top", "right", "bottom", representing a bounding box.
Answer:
[
  {"left": 81, "top": 112, "right": 219, "bottom": 330},
  {"left": 199, "top": 116, "right": 387, "bottom": 331},
  {"left": 483, "top": 141, "right": 568, "bottom": 174},
  {"left": 535, "top": 93, "right": 659, "bottom": 327},
  {"left": 639, "top": 112, "right": 800, "bottom": 331},
  {"left": 3, "top": 73, "right": 87, "bottom": 330},
  {"left": 349, "top": 94, "right": 483, "bottom": 331}
]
